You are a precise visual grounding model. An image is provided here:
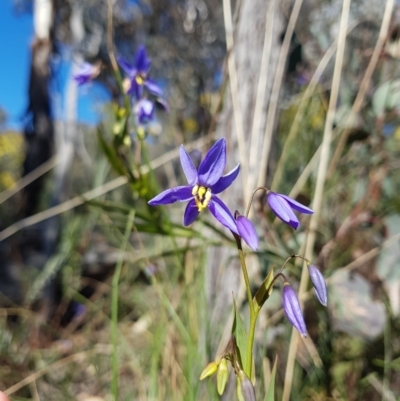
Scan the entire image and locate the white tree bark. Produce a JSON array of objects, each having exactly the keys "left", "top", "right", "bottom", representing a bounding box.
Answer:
[{"left": 206, "top": 0, "right": 285, "bottom": 352}]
